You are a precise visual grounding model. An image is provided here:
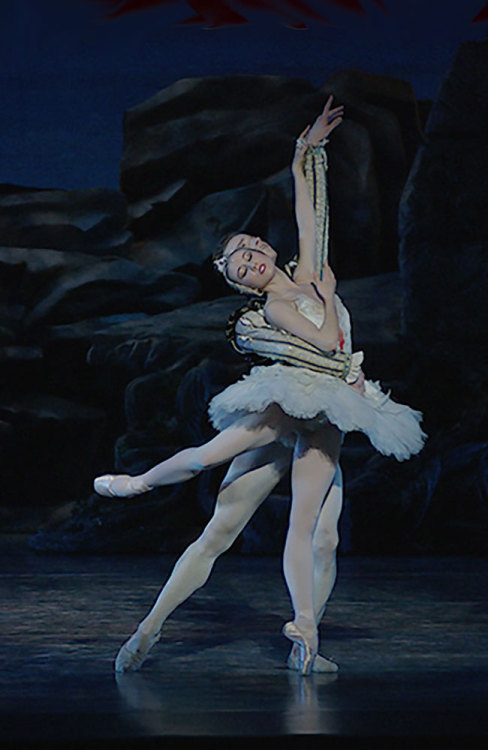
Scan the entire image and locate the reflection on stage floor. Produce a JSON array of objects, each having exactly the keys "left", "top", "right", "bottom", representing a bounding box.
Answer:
[{"left": 1, "top": 535, "right": 487, "bottom": 748}]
